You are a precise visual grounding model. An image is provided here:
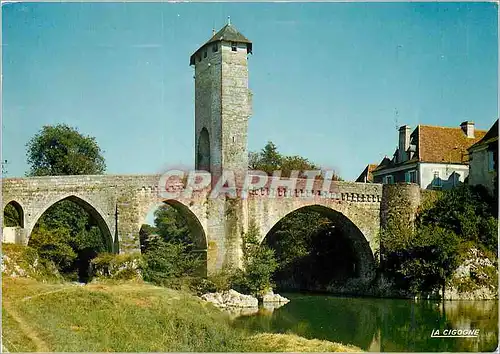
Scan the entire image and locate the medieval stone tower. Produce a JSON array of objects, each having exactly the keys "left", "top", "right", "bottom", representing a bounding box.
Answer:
[{"left": 190, "top": 21, "right": 253, "bottom": 181}]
